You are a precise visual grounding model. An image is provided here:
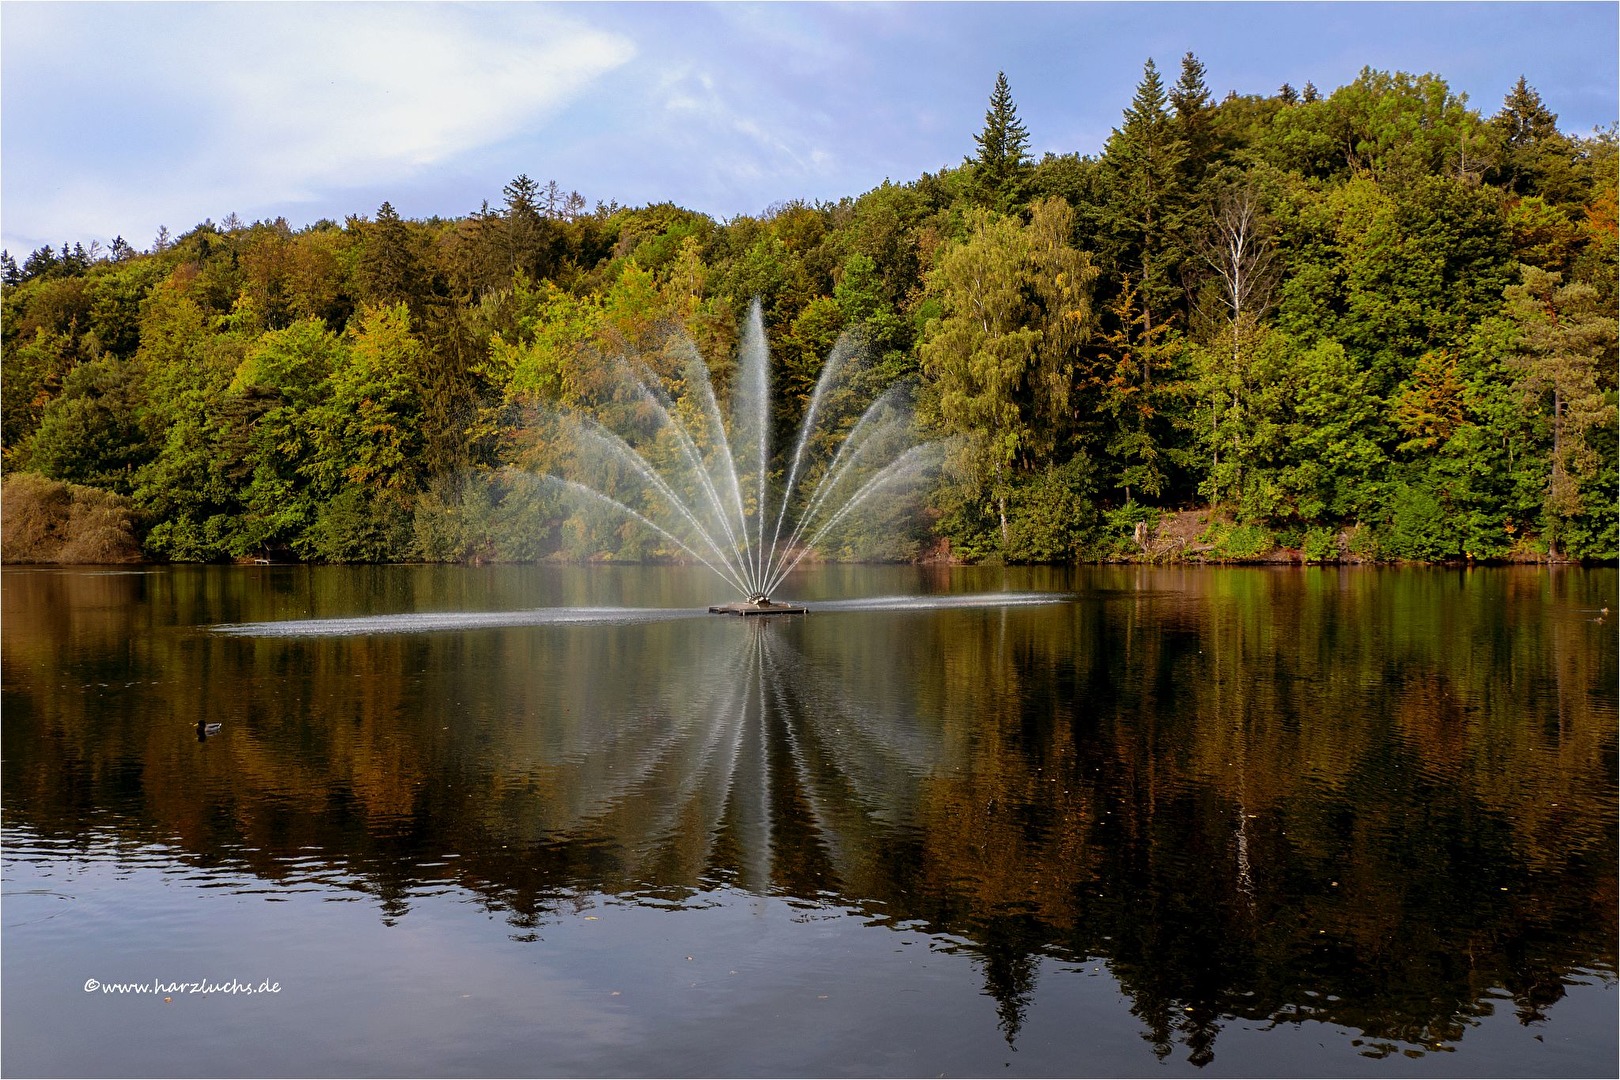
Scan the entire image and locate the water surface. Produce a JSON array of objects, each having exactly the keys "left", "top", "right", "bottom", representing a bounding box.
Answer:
[{"left": 3, "top": 564, "right": 1615, "bottom": 1077}]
